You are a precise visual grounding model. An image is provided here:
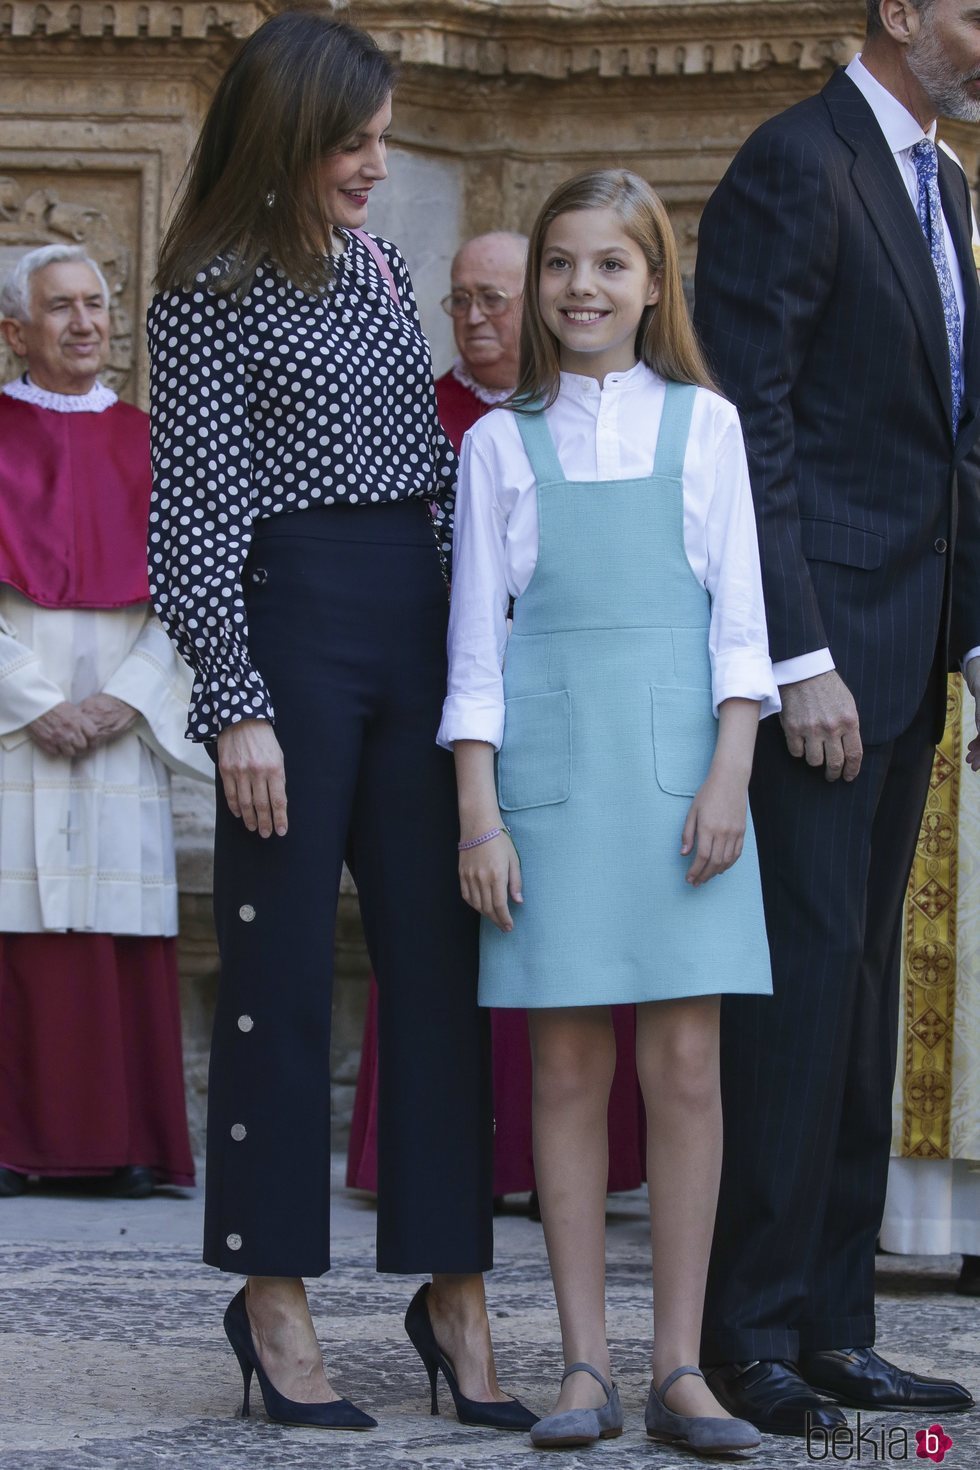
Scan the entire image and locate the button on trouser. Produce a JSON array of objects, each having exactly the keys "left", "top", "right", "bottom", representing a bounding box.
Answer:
[{"left": 204, "top": 504, "right": 493, "bottom": 1279}]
